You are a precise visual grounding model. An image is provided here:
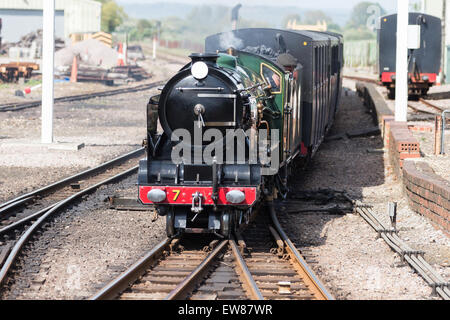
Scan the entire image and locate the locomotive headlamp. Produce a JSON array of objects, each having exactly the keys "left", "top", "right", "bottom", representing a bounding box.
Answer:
[
  {"left": 226, "top": 190, "right": 246, "bottom": 204},
  {"left": 147, "top": 189, "right": 166, "bottom": 203},
  {"left": 422, "top": 75, "right": 429, "bottom": 82},
  {"left": 191, "top": 62, "right": 209, "bottom": 80}
]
